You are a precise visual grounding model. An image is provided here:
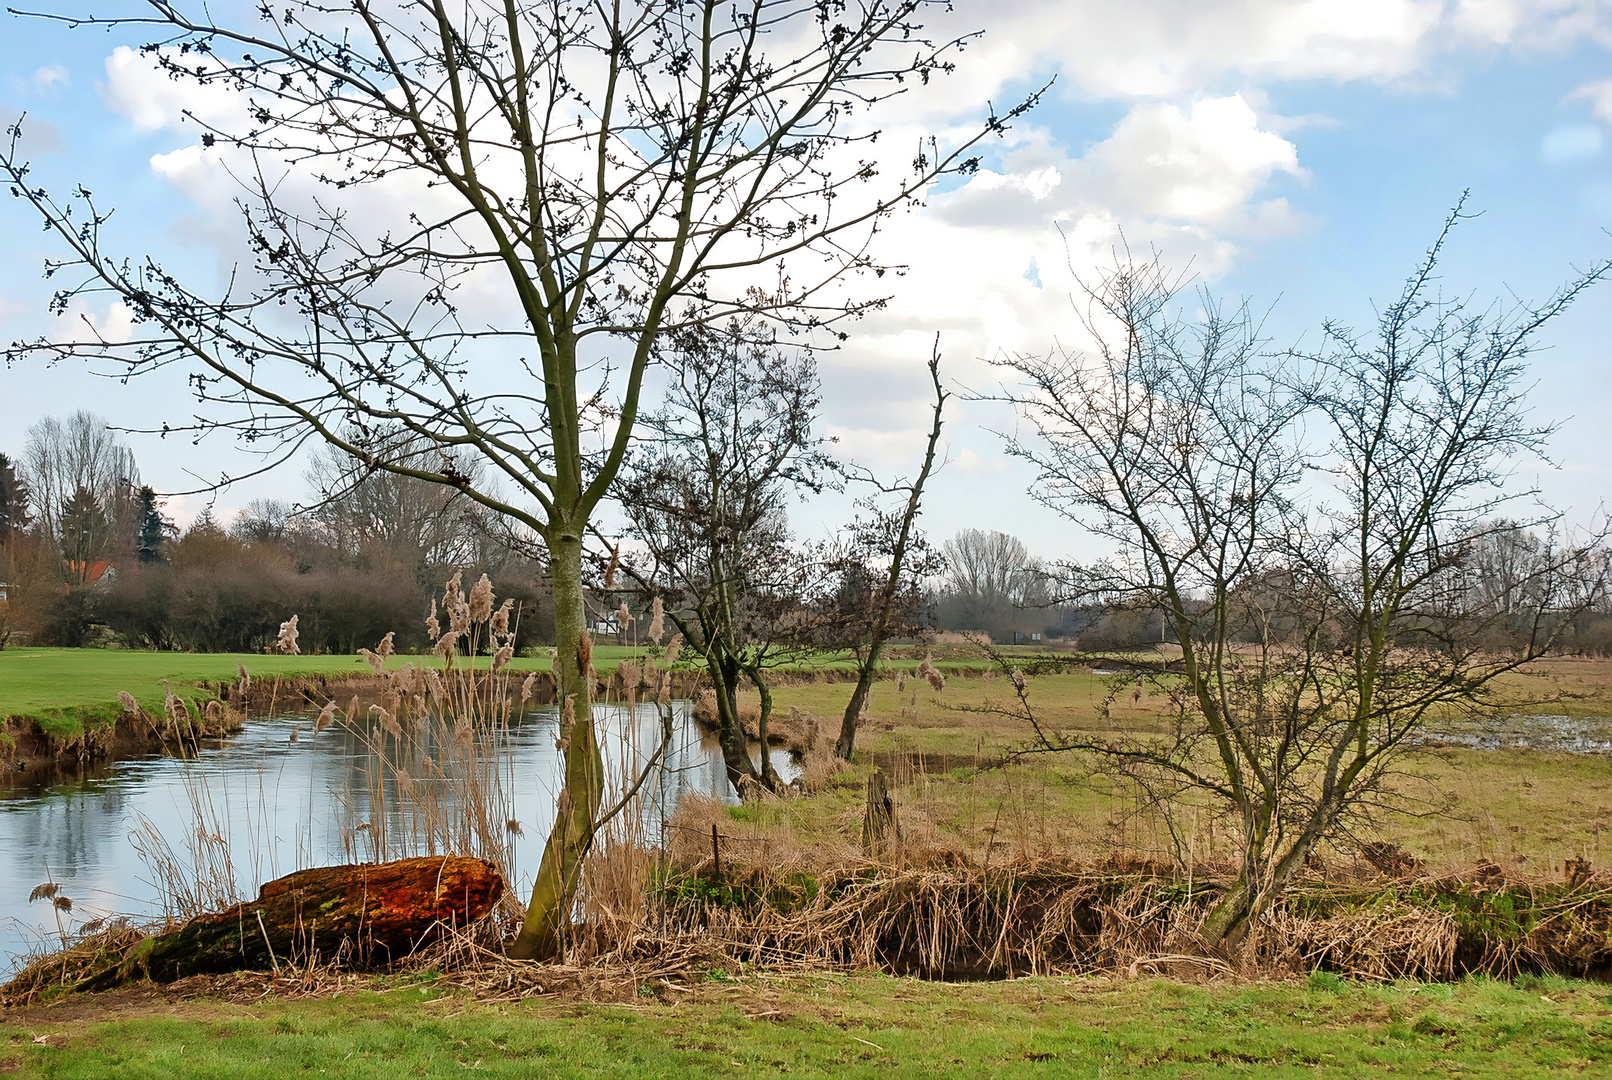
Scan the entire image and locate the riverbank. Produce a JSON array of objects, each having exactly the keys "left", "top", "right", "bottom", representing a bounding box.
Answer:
[
  {"left": 0, "top": 645, "right": 998, "bottom": 768},
  {"left": 9, "top": 657, "right": 1612, "bottom": 1073}
]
